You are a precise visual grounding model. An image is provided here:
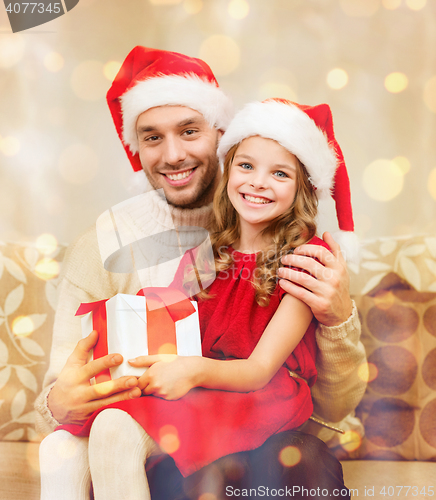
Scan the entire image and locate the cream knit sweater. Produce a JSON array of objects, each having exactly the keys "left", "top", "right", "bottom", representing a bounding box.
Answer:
[{"left": 35, "top": 191, "right": 366, "bottom": 443}]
